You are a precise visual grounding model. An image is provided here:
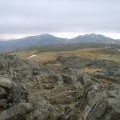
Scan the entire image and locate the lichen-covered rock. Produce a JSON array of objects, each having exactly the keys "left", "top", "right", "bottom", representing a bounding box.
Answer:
[
  {"left": 0, "top": 103, "right": 33, "bottom": 120},
  {"left": 0, "top": 78, "right": 13, "bottom": 89},
  {"left": 27, "top": 97, "right": 61, "bottom": 120}
]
